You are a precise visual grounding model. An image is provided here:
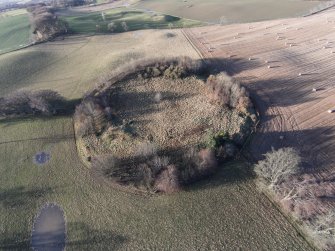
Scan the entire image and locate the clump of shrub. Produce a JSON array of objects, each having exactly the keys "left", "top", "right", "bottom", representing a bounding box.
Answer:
[
  {"left": 203, "top": 130, "right": 239, "bottom": 160},
  {"left": 164, "top": 32, "right": 176, "bottom": 38},
  {"left": 206, "top": 73, "right": 251, "bottom": 112},
  {"left": 98, "top": 57, "right": 204, "bottom": 87},
  {"left": 0, "top": 90, "right": 66, "bottom": 117},
  {"left": 204, "top": 130, "right": 230, "bottom": 149},
  {"left": 164, "top": 15, "right": 180, "bottom": 22},
  {"left": 179, "top": 147, "right": 218, "bottom": 184},
  {"left": 154, "top": 164, "right": 180, "bottom": 193},
  {"left": 27, "top": 4, "right": 68, "bottom": 42},
  {"left": 92, "top": 155, "right": 145, "bottom": 185}
]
